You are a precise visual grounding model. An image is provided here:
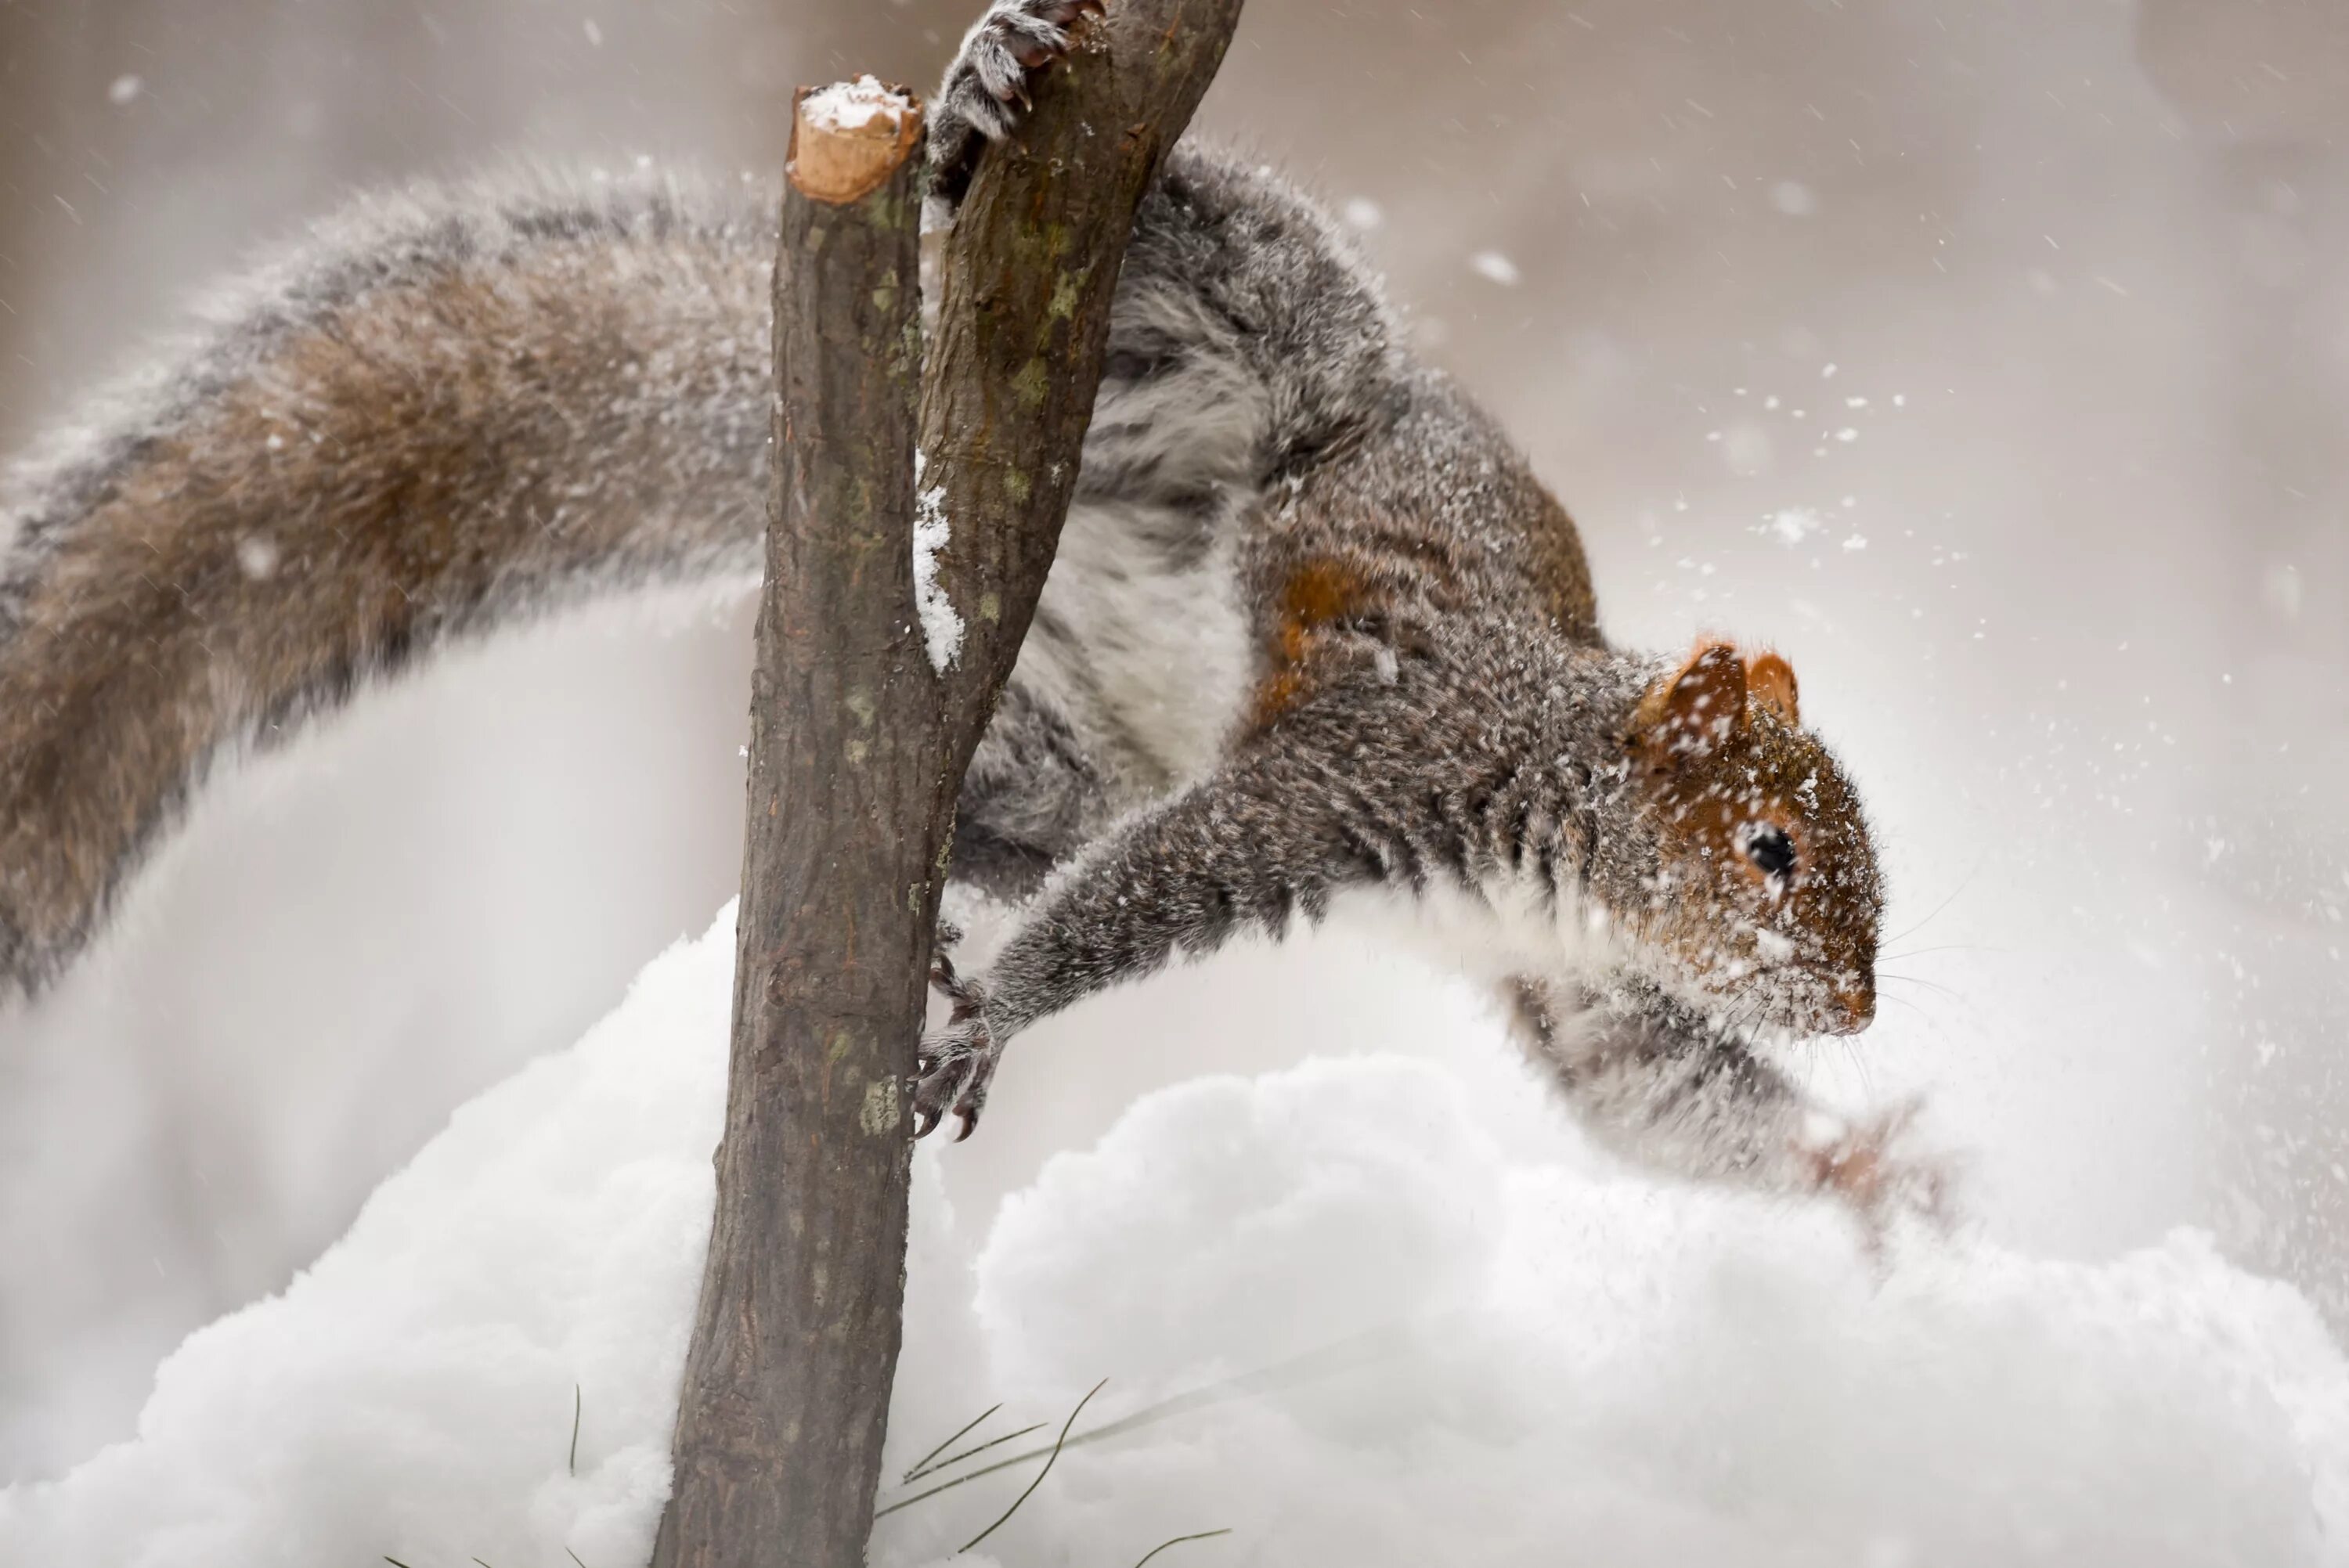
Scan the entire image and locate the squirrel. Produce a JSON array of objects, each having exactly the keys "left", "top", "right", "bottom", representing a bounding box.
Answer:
[{"left": 0, "top": 0, "right": 1943, "bottom": 1229}]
